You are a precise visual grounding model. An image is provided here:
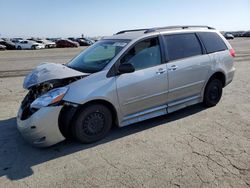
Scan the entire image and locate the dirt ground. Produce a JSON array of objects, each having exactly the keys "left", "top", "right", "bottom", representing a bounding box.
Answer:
[{"left": 0, "top": 39, "right": 249, "bottom": 188}]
